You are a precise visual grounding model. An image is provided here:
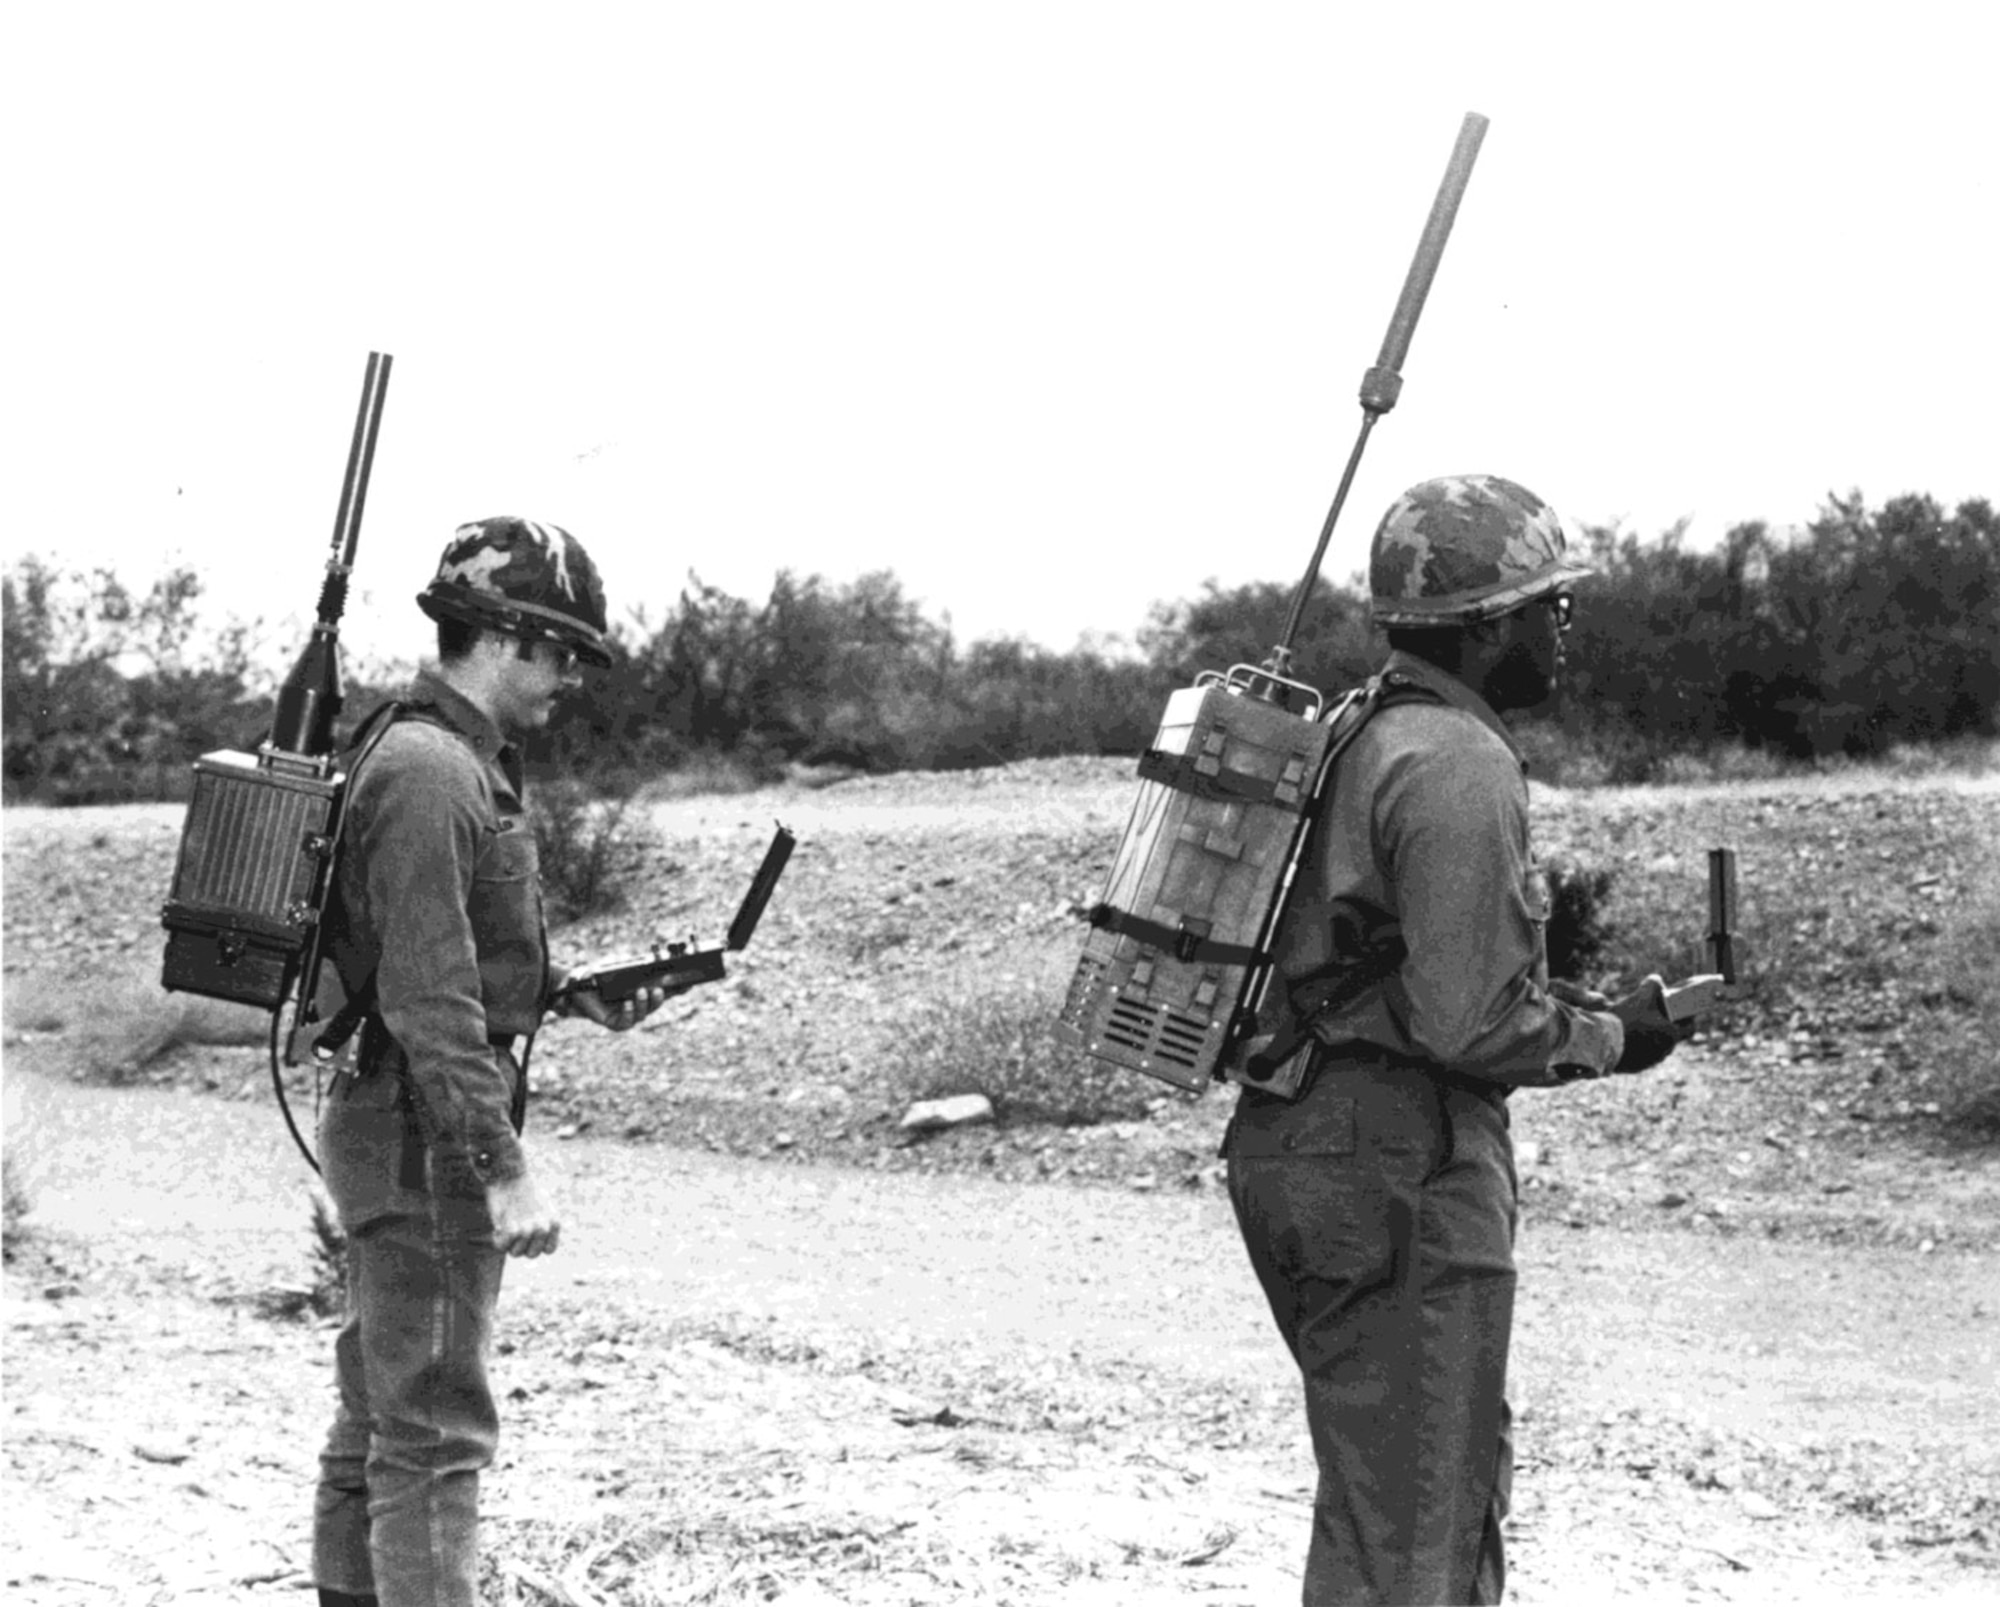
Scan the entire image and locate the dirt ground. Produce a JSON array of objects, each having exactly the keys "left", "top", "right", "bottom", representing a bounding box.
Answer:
[
  {"left": 4, "top": 770, "right": 1997, "bottom": 1602},
  {"left": 5, "top": 1065, "right": 1995, "bottom": 1606}
]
